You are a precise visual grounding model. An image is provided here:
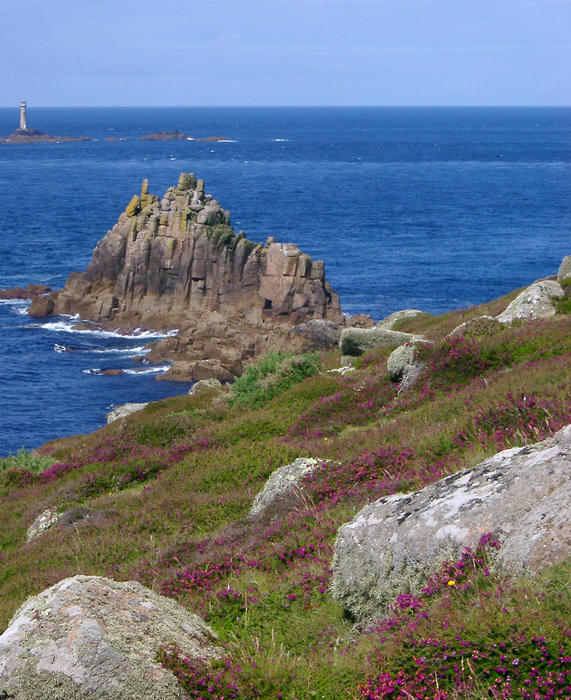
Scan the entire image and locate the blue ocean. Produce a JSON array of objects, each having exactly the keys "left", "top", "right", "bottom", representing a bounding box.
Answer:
[{"left": 0, "top": 107, "right": 569, "bottom": 455}]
